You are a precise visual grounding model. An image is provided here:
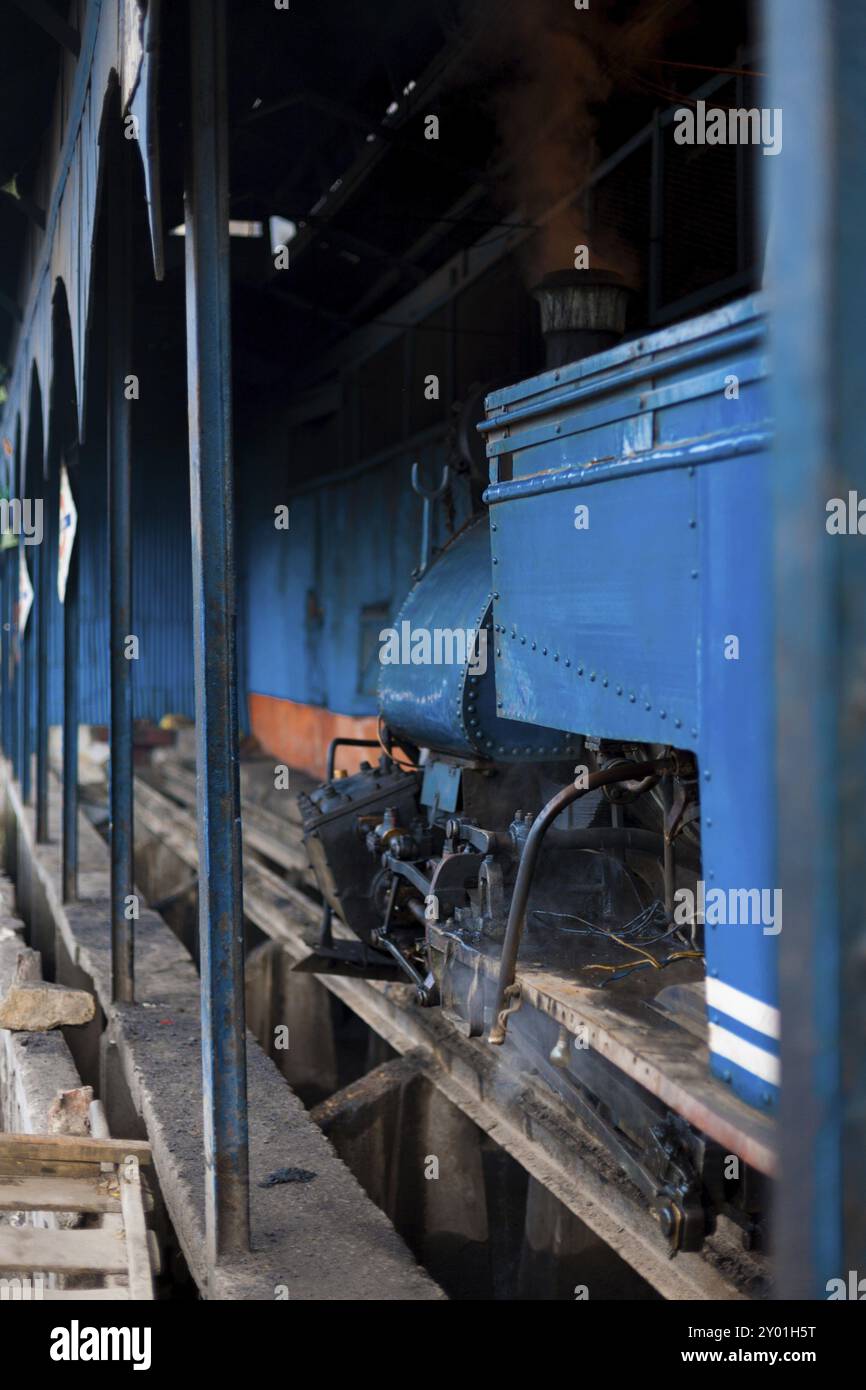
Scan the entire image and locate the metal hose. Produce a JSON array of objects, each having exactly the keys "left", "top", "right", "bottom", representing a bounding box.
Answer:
[
  {"left": 543, "top": 826, "right": 664, "bottom": 854},
  {"left": 488, "top": 756, "right": 676, "bottom": 1044}
]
